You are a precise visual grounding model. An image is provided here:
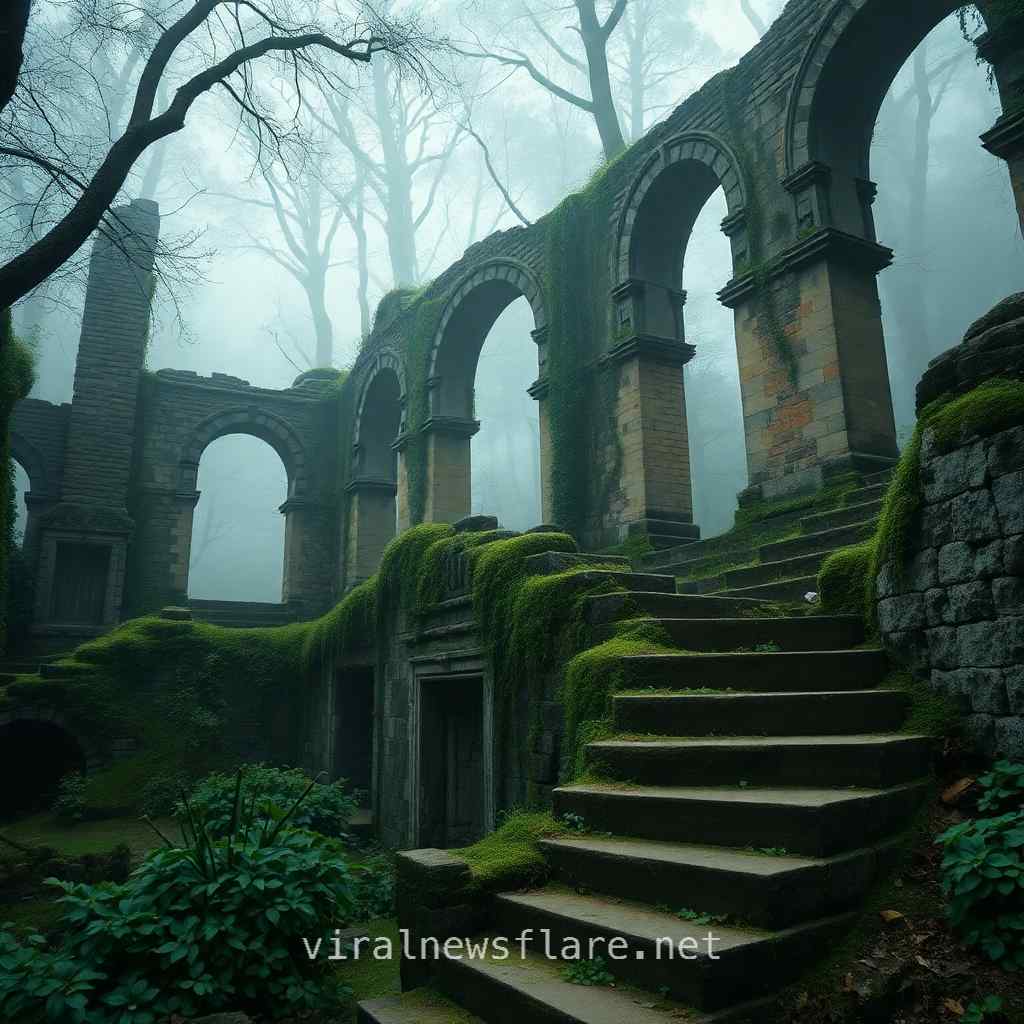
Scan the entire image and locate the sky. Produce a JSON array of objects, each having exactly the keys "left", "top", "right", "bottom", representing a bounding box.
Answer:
[{"left": 11, "top": 0, "right": 1024, "bottom": 600}]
